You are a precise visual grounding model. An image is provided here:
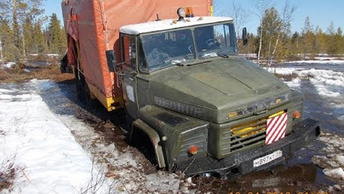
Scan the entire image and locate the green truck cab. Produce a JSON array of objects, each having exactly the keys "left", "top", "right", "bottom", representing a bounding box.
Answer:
[{"left": 106, "top": 15, "right": 320, "bottom": 176}]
